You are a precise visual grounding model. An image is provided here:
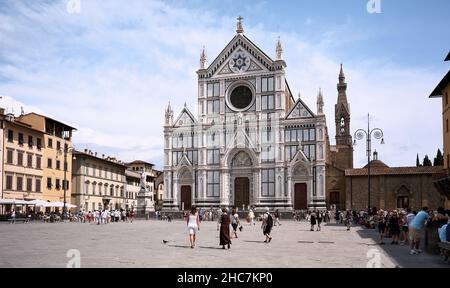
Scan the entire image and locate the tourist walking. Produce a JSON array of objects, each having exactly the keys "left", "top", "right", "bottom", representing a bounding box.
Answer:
[
  {"left": 388, "top": 211, "right": 401, "bottom": 245},
  {"left": 400, "top": 210, "right": 410, "bottom": 245},
  {"left": 377, "top": 210, "right": 387, "bottom": 245},
  {"left": 310, "top": 210, "right": 317, "bottom": 231},
  {"left": 186, "top": 206, "right": 200, "bottom": 249},
  {"left": 218, "top": 208, "right": 231, "bottom": 249},
  {"left": 344, "top": 210, "right": 352, "bottom": 231},
  {"left": 317, "top": 211, "right": 323, "bottom": 231},
  {"left": 274, "top": 209, "right": 281, "bottom": 226},
  {"left": 231, "top": 208, "right": 240, "bottom": 238},
  {"left": 248, "top": 209, "right": 255, "bottom": 226},
  {"left": 261, "top": 207, "right": 273, "bottom": 243},
  {"left": 129, "top": 209, "right": 135, "bottom": 223},
  {"left": 408, "top": 207, "right": 430, "bottom": 255}
]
